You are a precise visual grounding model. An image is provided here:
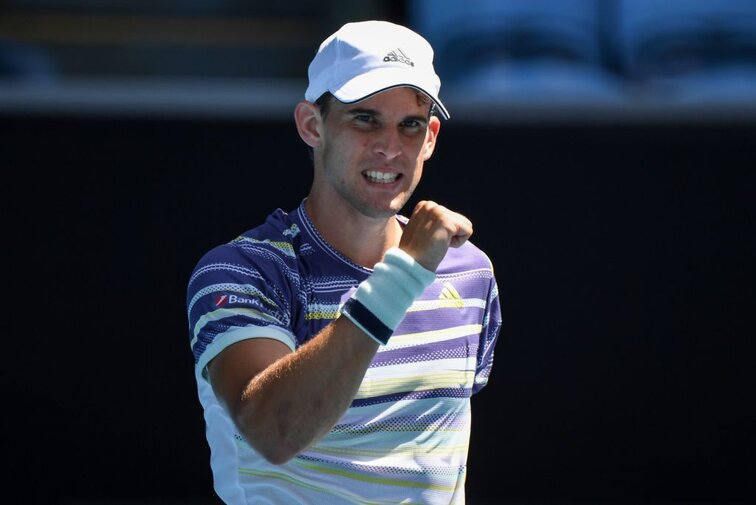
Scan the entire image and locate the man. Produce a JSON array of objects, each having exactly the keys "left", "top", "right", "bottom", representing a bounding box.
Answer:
[{"left": 186, "top": 20, "right": 502, "bottom": 504}]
